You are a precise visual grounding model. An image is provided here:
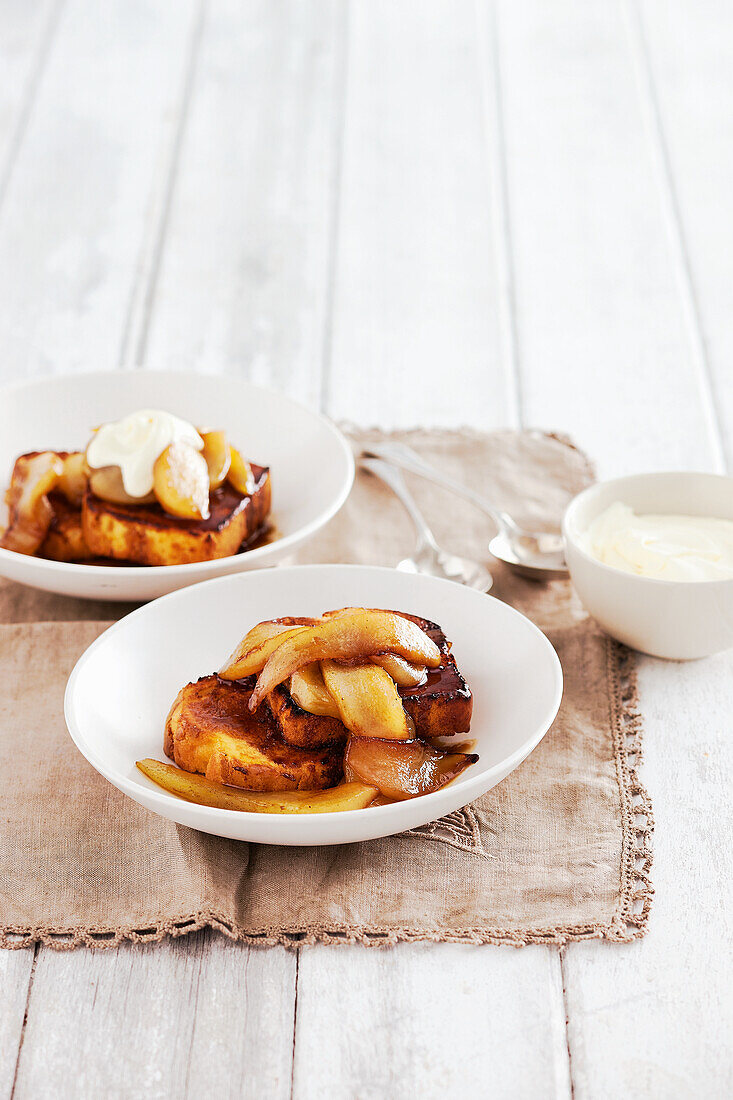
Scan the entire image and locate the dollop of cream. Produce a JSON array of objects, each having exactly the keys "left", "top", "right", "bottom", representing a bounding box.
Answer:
[
  {"left": 579, "top": 502, "right": 733, "bottom": 581},
  {"left": 86, "top": 409, "right": 203, "bottom": 498}
]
